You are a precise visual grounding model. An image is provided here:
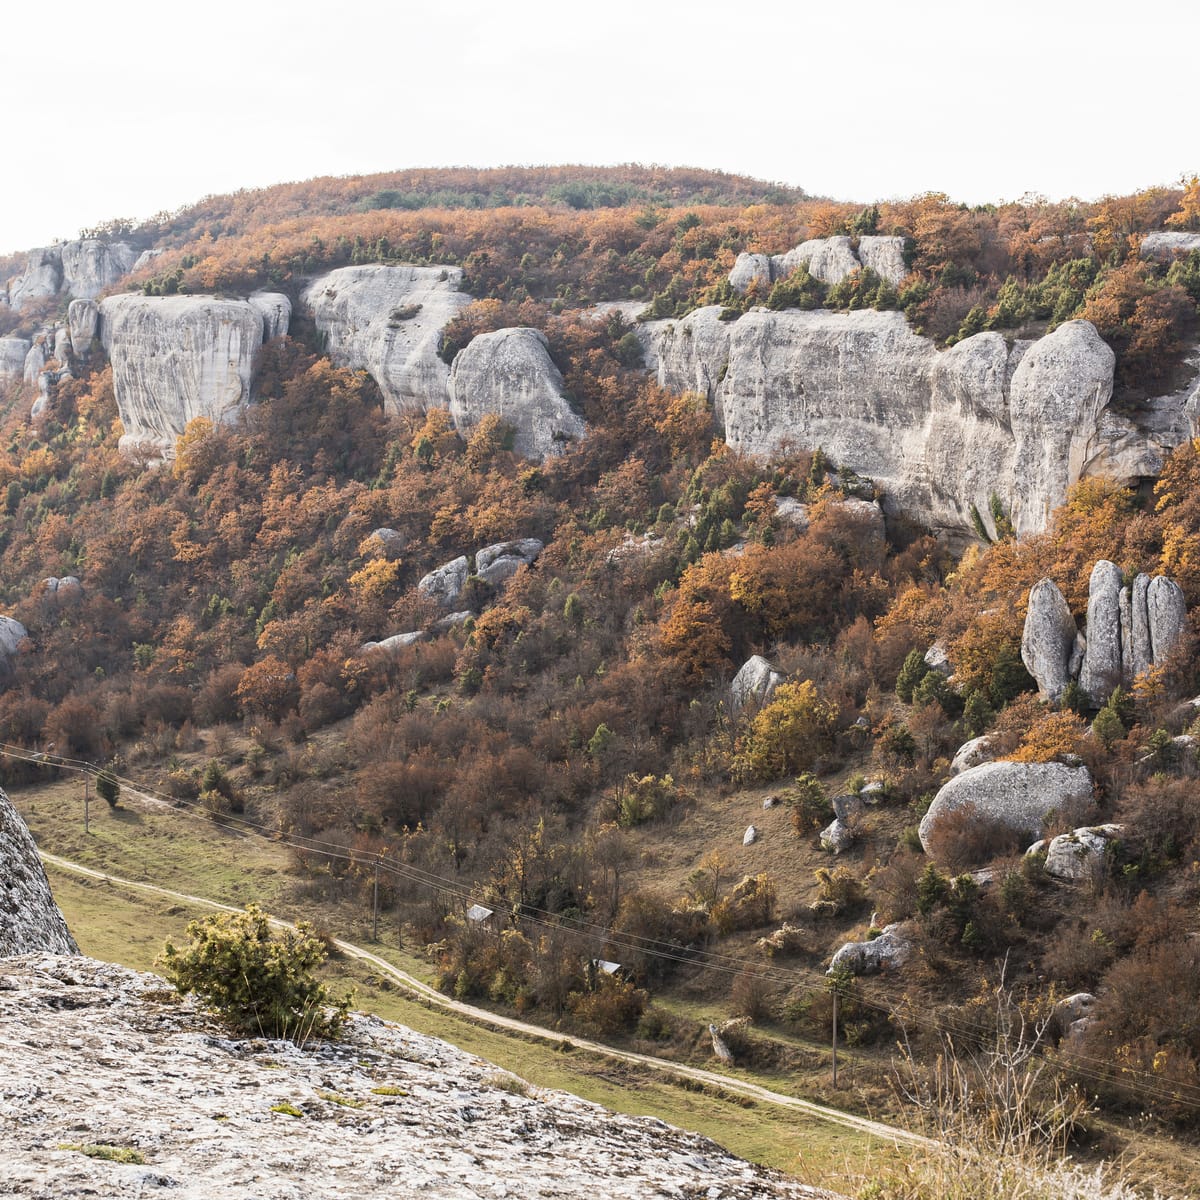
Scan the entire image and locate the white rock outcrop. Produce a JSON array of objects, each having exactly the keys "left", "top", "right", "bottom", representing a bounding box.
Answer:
[
  {"left": 0, "top": 616, "right": 28, "bottom": 659},
  {"left": 918, "top": 761, "right": 1095, "bottom": 856},
  {"left": 644, "top": 308, "right": 1119, "bottom": 539},
  {"left": 0, "top": 955, "right": 833, "bottom": 1200},
  {"left": 302, "top": 264, "right": 471, "bottom": 412},
  {"left": 727, "top": 235, "right": 909, "bottom": 295},
  {"left": 449, "top": 328, "right": 585, "bottom": 461},
  {"left": 819, "top": 818, "right": 855, "bottom": 854},
  {"left": 1141, "top": 231, "right": 1200, "bottom": 259},
  {"left": 0, "top": 789, "right": 77, "bottom": 956},
  {"left": 99, "top": 293, "right": 291, "bottom": 455},
  {"left": 360, "top": 630, "right": 427, "bottom": 654},
  {"left": 1022, "top": 579, "right": 1079, "bottom": 702},
  {"left": 828, "top": 924, "right": 912, "bottom": 976},
  {"left": 1035, "top": 823, "right": 1123, "bottom": 882},
  {"left": 417, "top": 556, "right": 470, "bottom": 609},
  {"left": 949, "top": 735, "right": 993, "bottom": 776},
  {"left": 67, "top": 299, "right": 100, "bottom": 357},
  {"left": 0, "top": 337, "right": 31, "bottom": 381},
  {"left": 475, "top": 538, "right": 544, "bottom": 573},
  {"left": 4, "top": 240, "right": 137, "bottom": 310},
  {"left": 730, "top": 654, "right": 785, "bottom": 713}
]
